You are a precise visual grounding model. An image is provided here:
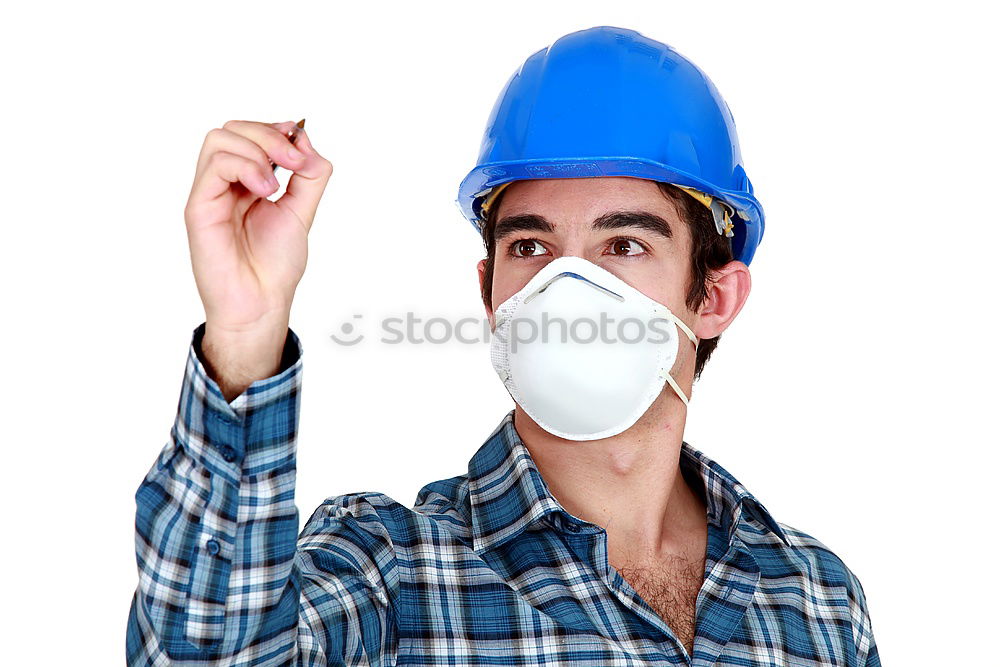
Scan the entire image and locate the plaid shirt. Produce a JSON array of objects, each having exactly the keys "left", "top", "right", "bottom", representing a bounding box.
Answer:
[{"left": 128, "top": 323, "right": 880, "bottom": 666}]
